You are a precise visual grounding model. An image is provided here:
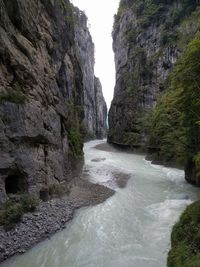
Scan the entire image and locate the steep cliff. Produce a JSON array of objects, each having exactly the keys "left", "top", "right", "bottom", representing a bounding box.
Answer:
[
  {"left": 74, "top": 8, "right": 107, "bottom": 139},
  {"left": 94, "top": 77, "right": 107, "bottom": 139},
  {"left": 109, "top": 2, "right": 200, "bottom": 266},
  {"left": 108, "top": 0, "right": 199, "bottom": 147},
  {"left": 0, "top": 0, "right": 106, "bottom": 206},
  {"left": 157, "top": 32, "right": 200, "bottom": 267}
]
